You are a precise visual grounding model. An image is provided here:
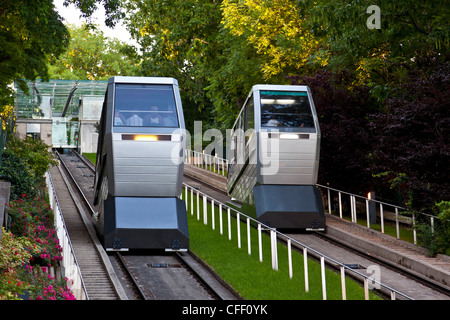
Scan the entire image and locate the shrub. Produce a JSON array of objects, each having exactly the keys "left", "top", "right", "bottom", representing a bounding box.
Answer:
[
  {"left": 0, "top": 137, "right": 57, "bottom": 200},
  {"left": 0, "top": 228, "right": 32, "bottom": 300},
  {"left": 7, "top": 195, "right": 62, "bottom": 267},
  {"left": 0, "top": 152, "right": 36, "bottom": 200}
]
